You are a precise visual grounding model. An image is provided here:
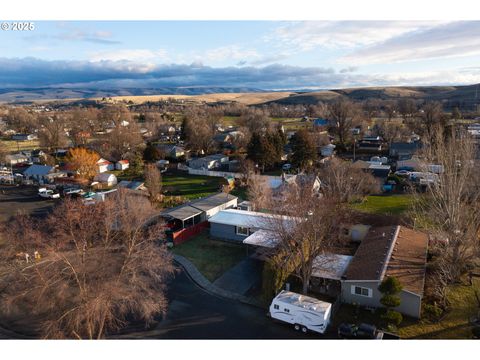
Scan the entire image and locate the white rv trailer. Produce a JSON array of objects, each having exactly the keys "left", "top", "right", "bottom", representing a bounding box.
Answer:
[{"left": 269, "top": 290, "right": 332, "bottom": 334}]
